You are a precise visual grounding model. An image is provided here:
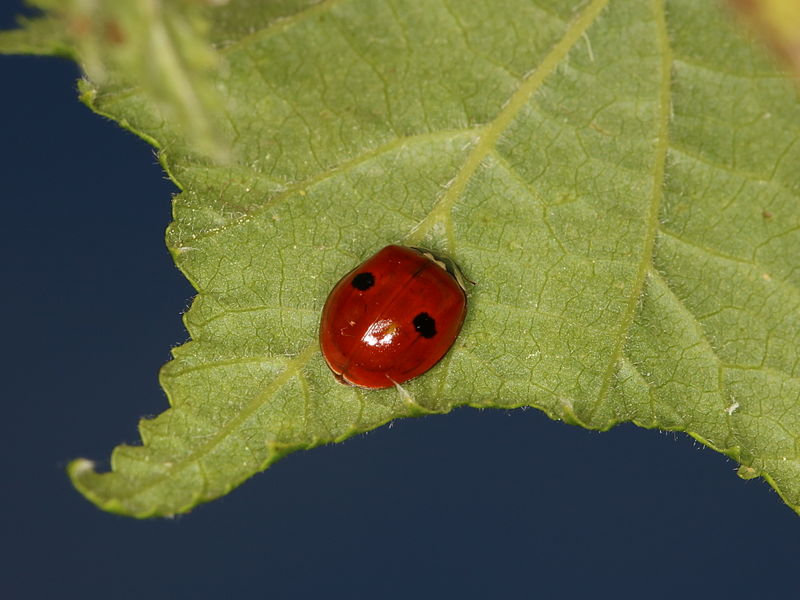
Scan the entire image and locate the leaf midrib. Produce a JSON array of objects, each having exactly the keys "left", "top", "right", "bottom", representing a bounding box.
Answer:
[{"left": 404, "top": 0, "right": 612, "bottom": 253}]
